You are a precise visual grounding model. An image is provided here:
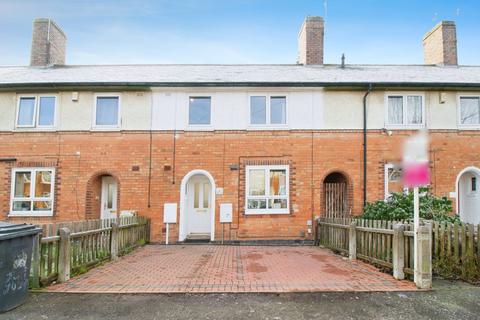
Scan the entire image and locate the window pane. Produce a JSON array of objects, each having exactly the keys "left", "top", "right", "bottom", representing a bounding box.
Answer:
[
  {"left": 189, "top": 97, "right": 211, "bottom": 125},
  {"left": 268, "top": 199, "right": 287, "bottom": 209},
  {"left": 406, "top": 96, "right": 422, "bottom": 124},
  {"left": 33, "top": 201, "right": 52, "bottom": 211},
  {"left": 17, "top": 97, "right": 36, "bottom": 126},
  {"left": 35, "top": 171, "right": 52, "bottom": 197},
  {"left": 96, "top": 97, "right": 119, "bottom": 126},
  {"left": 250, "top": 96, "right": 266, "bottom": 124},
  {"left": 14, "top": 172, "right": 31, "bottom": 197},
  {"left": 107, "top": 183, "right": 114, "bottom": 209},
  {"left": 38, "top": 97, "right": 55, "bottom": 126},
  {"left": 193, "top": 182, "right": 200, "bottom": 209},
  {"left": 248, "top": 169, "right": 265, "bottom": 196},
  {"left": 247, "top": 199, "right": 267, "bottom": 210},
  {"left": 203, "top": 183, "right": 210, "bottom": 208},
  {"left": 460, "top": 97, "right": 480, "bottom": 125},
  {"left": 269, "top": 169, "right": 287, "bottom": 196},
  {"left": 270, "top": 97, "right": 286, "bottom": 124},
  {"left": 388, "top": 96, "right": 403, "bottom": 124},
  {"left": 13, "top": 201, "right": 31, "bottom": 211}
]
